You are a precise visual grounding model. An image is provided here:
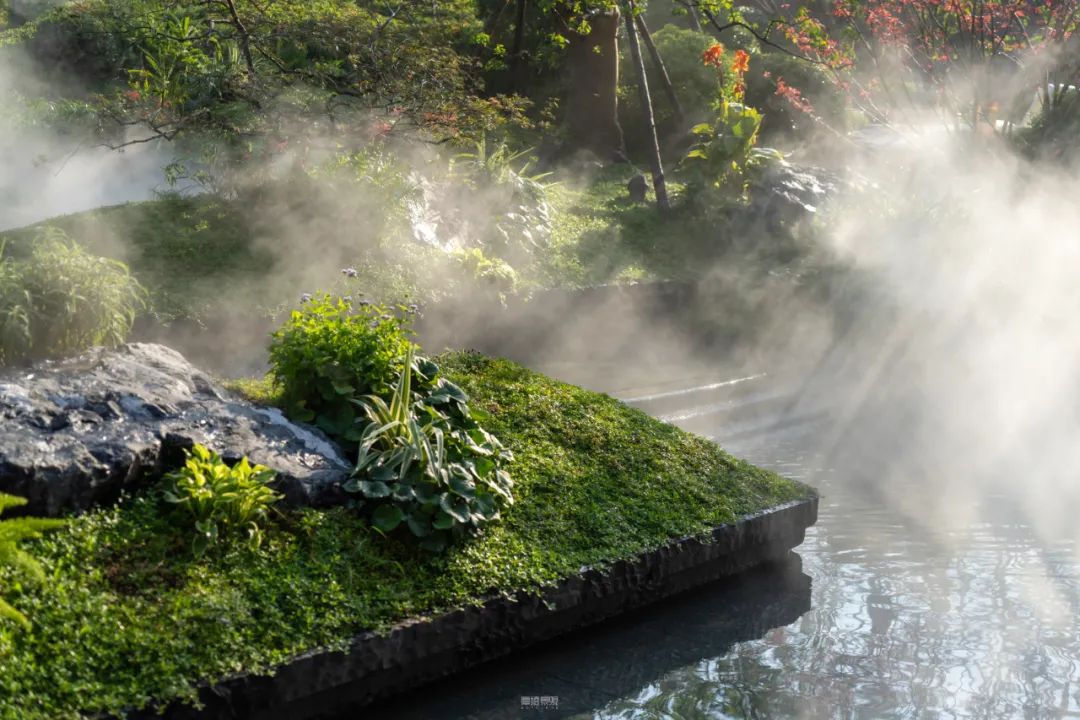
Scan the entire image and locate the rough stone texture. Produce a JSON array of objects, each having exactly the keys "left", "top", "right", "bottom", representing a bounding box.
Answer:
[
  {"left": 138, "top": 497, "right": 817, "bottom": 720},
  {"left": 748, "top": 161, "right": 842, "bottom": 226},
  {"left": 0, "top": 343, "right": 350, "bottom": 516}
]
